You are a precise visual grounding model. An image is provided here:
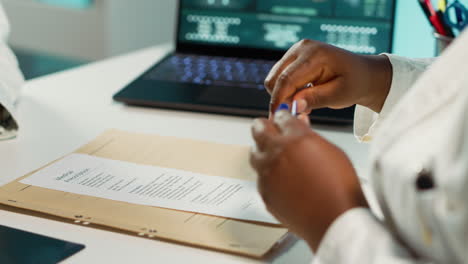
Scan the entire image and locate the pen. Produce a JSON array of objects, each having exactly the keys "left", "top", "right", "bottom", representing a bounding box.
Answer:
[
  {"left": 277, "top": 101, "right": 298, "bottom": 116},
  {"left": 291, "top": 100, "right": 298, "bottom": 116},
  {"left": 439, "top": 0, "right": 447, "bottom": 12},
  {"left": 429, "top": 0, "right": 450, "bottom": 35},
  {"left": 437, "top": 10, "right": 455, "bottom": 37},
  {"left": 419, "top": 0, "right": 432, "bottom": 18},
  {"left": 419, "top": 0, "right": 450, "bottom": 36},
  {"left": 276, "top": 82, "right": 313, "bottom": 116}
]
